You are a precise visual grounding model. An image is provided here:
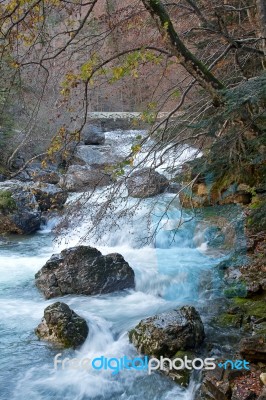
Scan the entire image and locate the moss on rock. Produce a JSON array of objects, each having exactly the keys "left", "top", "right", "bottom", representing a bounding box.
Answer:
[
  {"left": 0, "top": 190, "right": 16, "bottom": 213},
  {"left": 247, "top": 199, "right": 266, "bottom": 234},
  {"left": 232, "top": 296, "right": 266, "bottom": 320},
  {"left": 166, "top": 350, "right": 195, "bottom": 387},
  {"left": 35, "top": 302, "right": 89, "bottom": 348},
  {"left": 223, "top": 283, "right": 247, "bottom": 299},
  {"left": 216, "top": 313, "right": 243, "bottom": 329}
]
